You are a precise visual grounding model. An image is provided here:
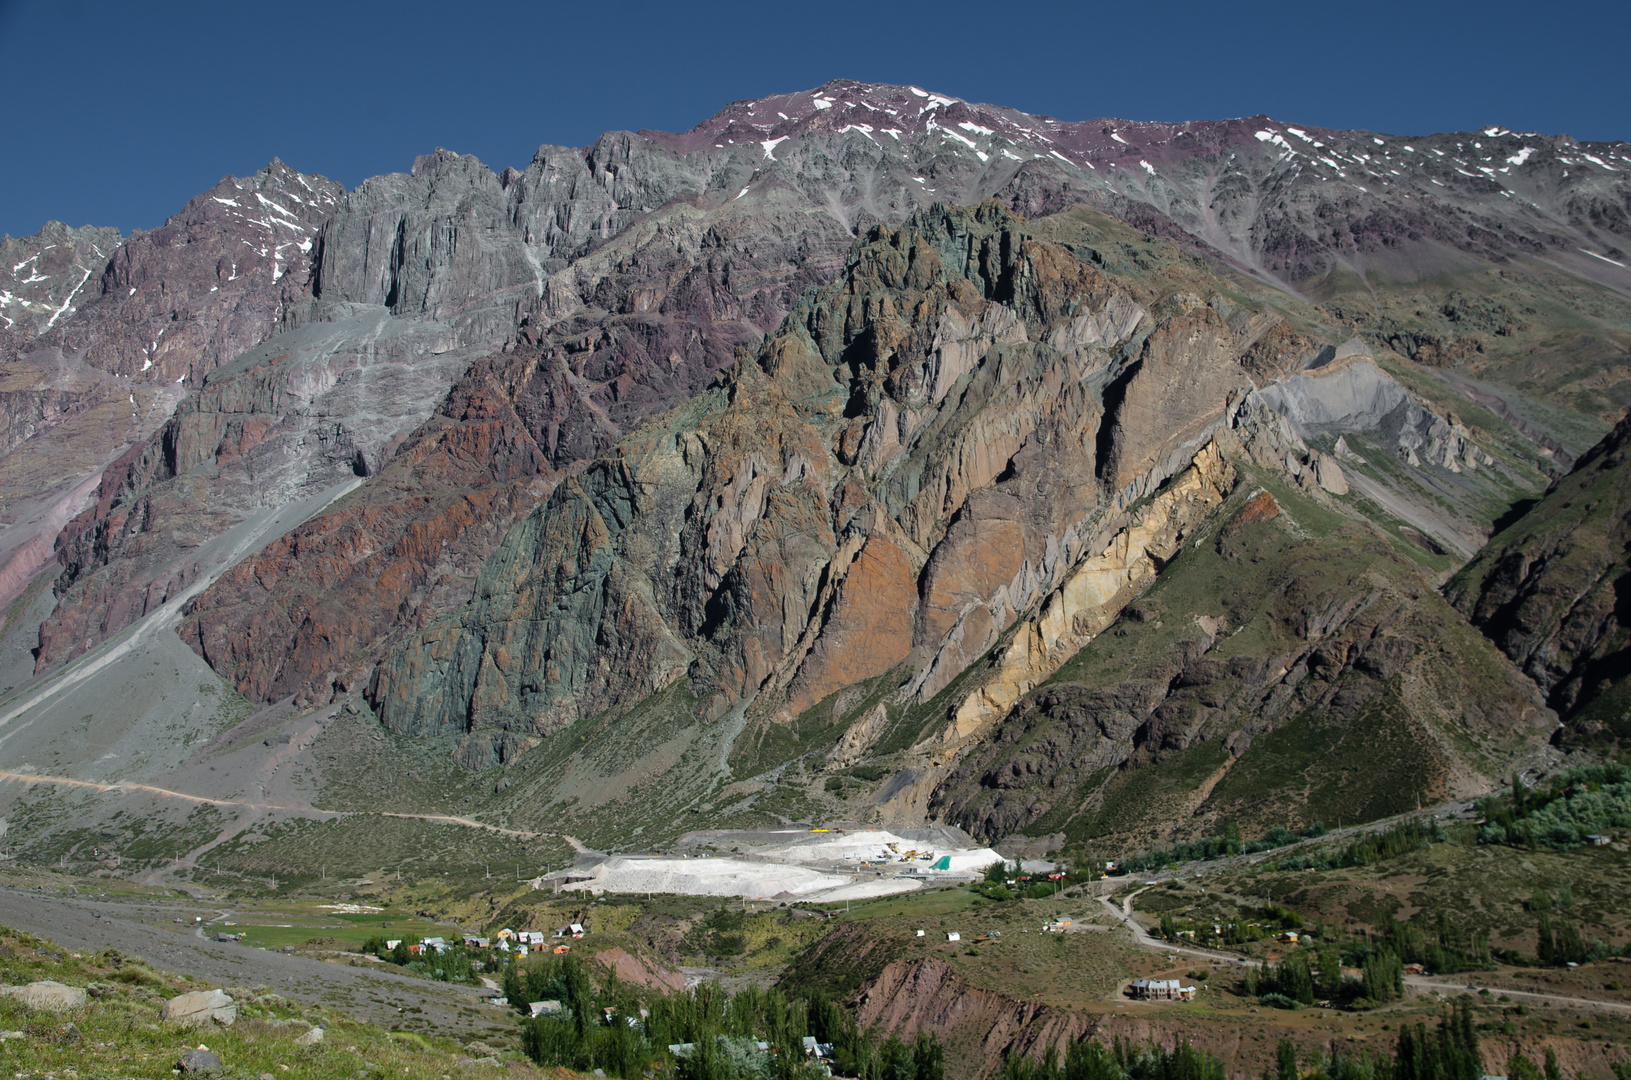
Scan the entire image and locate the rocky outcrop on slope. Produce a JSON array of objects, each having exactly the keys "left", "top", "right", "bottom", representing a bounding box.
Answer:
[
  {"left": 926, "top": 452, "right": 1553, "bottom": 845},
  {"left": 174, "top": 174, "right": 858, "bottom": 704},
  {"left": 37, "top": 145, "right": 667, "bottom": 671},
  {"left": 1446, "top": 410, "right": 1631, "bottom": 741},
  {"left": 0, "top": 222, "right": 124, "bottom": 343},
  {"left": 368, "top": 203, "right": 1335, "bottom": 767}
]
